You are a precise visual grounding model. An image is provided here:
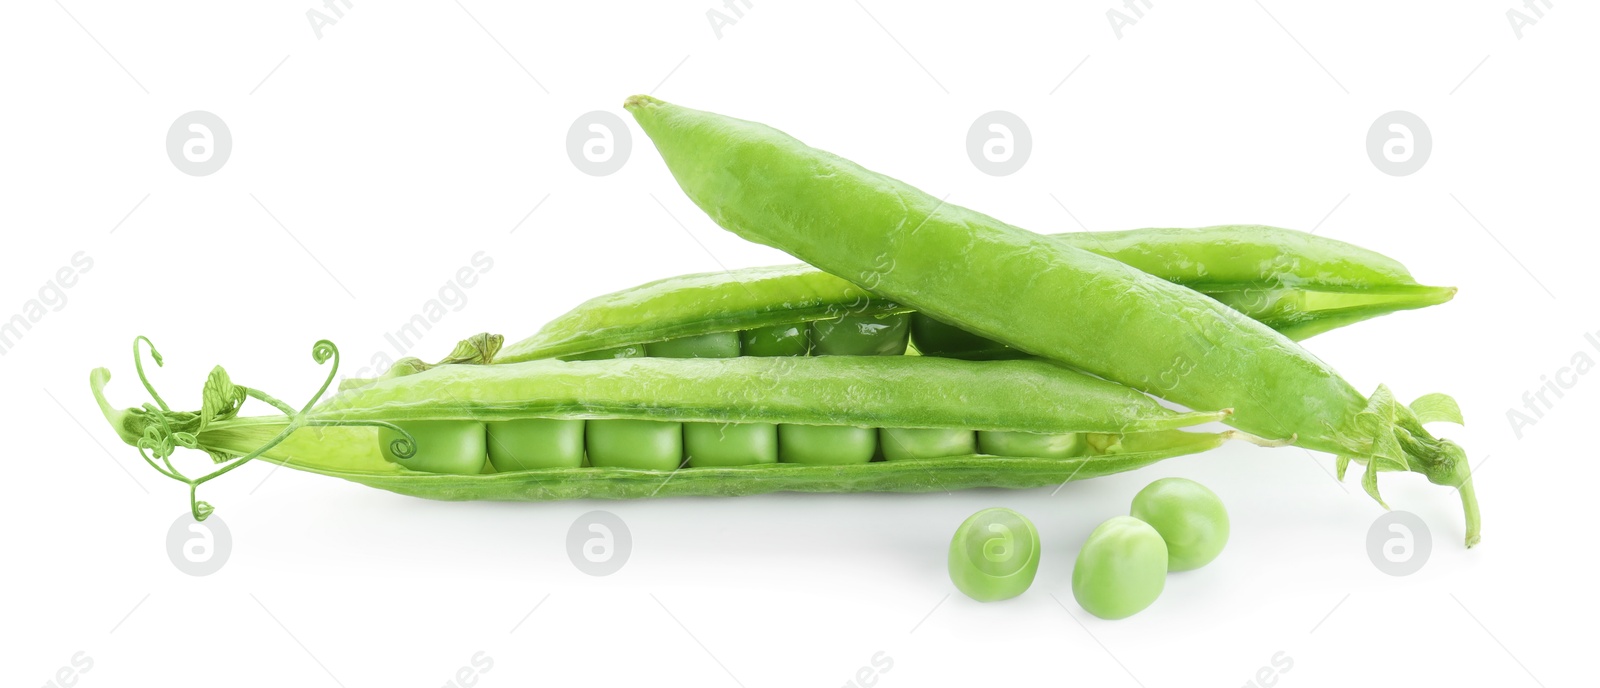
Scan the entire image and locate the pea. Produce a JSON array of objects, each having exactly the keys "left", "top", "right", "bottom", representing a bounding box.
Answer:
[
  {"left": 880, "top": 427, "right": 975, "bottom": 460},
  {"left": 977, "top": 431, "right": 1085, "bottom": 458},
  {"left": 1072, "top": 516, "right": 1168, "bottom": 620},
  {"left": 685, "top": 422, "right": 778, "bottom": 467},
  {"left": 739, "top": 324, "right": 811, "bottom": 356},
  {"left": 380, "top": 420, "right": 487, "bottom": 475},
  {"left": 810, "top": 313, "right": 910, "bottom": 356},
  {"left": 487, "top": 419, "right": 585, "bottom": 471},
  {"left": 586, "top": 419, "right": 684, "bottom": 470},
  {"left": 948, "top": 507, "right": 1040, "bottom": 602},
  {"left": 1130, "top": 478, "right": 1229, "bottom": 571},
  {"left": 563, "top": 344, "right": 645, "bottom": 361},
  {"left": 777, "top": 424, "right": 875, "bottom": 465},
  {"left": 910, "top": 313, "right": 1011, "bottom": 358},
  {"left": 644, "top": 332, "right": 741, "bottom": 358}
]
